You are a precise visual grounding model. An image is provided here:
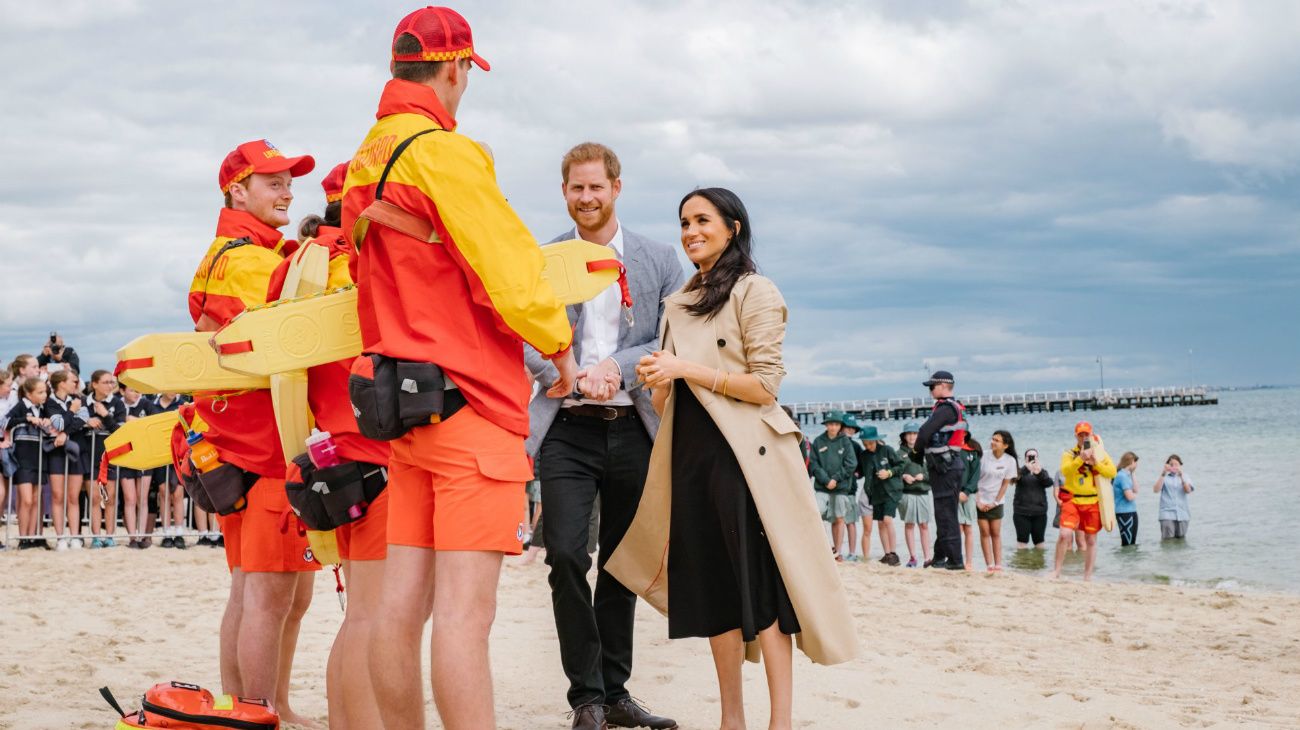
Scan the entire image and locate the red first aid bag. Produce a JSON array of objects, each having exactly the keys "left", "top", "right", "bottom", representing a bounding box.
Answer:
[{"left": 101, "top": 682, "right": 279, "bottom": 729}]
